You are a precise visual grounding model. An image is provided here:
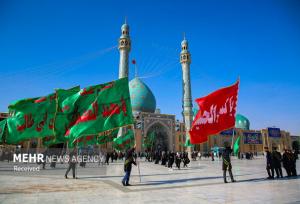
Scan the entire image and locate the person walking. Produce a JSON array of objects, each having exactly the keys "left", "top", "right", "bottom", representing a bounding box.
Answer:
[
  {"left": 175, "top": 152, "right": 181, "bottom": 169},
  {"left": 65, "top": 148, "right": 77, "bottom": 179},
  {"left": 183, "top": 152, "right": 190, "bottom": 168},
  {"left": 122, "top": 147, "right": 137, "bottom": 186},
  {"left": 168, "top": 151, "right": 175, "bottom": 169}
]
